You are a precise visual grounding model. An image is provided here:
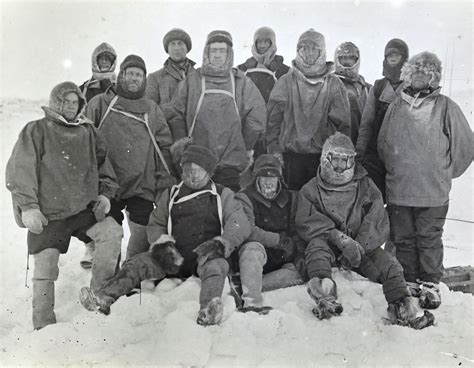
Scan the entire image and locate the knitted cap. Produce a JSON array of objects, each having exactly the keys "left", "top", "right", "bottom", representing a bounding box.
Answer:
[
  {"left": 297, "top": 29, "right": 325, "bottom": 51},
  {"left": 254, "top": 26, "right": 276, "bottom": 46},
  {"left": 120, "top": 54, "right": 147, "bottom": 75},
  {"left": 163, "top": 28, "right": 192, "bottom": 53},
  {"left": 400, "top": 51, "right": 442, "bottom": 89},
  {"left": 384, "top": 38, "right": 409, "bottom": 59},
  {"left": 181, "top": 145, "right": 218, "bottom": 175},
  {"left": 253, "top": 154, "right": 283, "bottom": 178},
  {"left": 206, "top": 30, "right": 233, "bottom": 47}
]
